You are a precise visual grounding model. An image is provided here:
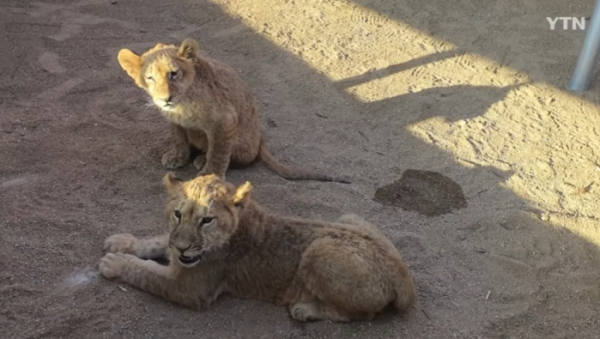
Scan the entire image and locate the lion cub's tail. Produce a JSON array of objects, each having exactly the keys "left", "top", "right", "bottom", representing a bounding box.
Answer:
[
  {"left": 393, "top": 269, "right": 417, "bottom": 312},
  {"left": 258, "top": 137, "right": 350, "bottom": 183}
]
